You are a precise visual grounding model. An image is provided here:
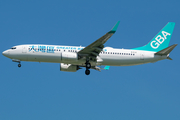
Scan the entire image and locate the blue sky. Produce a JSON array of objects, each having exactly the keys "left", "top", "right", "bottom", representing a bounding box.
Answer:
[{"left": 0, "top": 0, "right": 180, "bottom": 120}]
